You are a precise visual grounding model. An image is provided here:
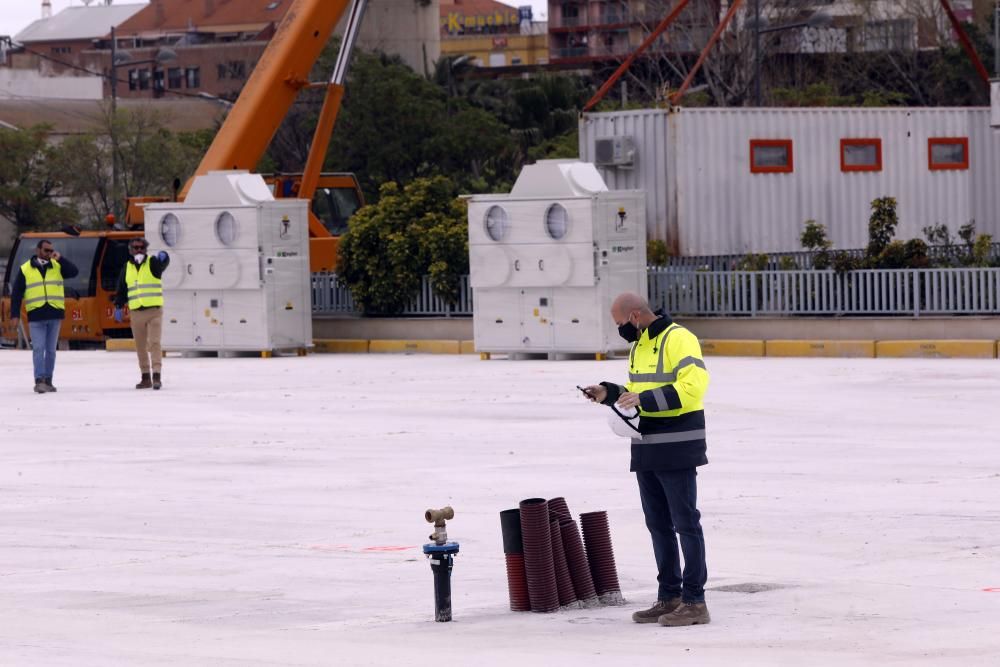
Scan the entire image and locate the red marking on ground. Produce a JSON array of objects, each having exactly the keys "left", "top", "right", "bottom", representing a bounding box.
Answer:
[
  {"left": 983, "top": 587, "right": 1000, "bottom": 592},
  {"left": 362, "top": 546, "right": 416, "bottom": 552}
]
